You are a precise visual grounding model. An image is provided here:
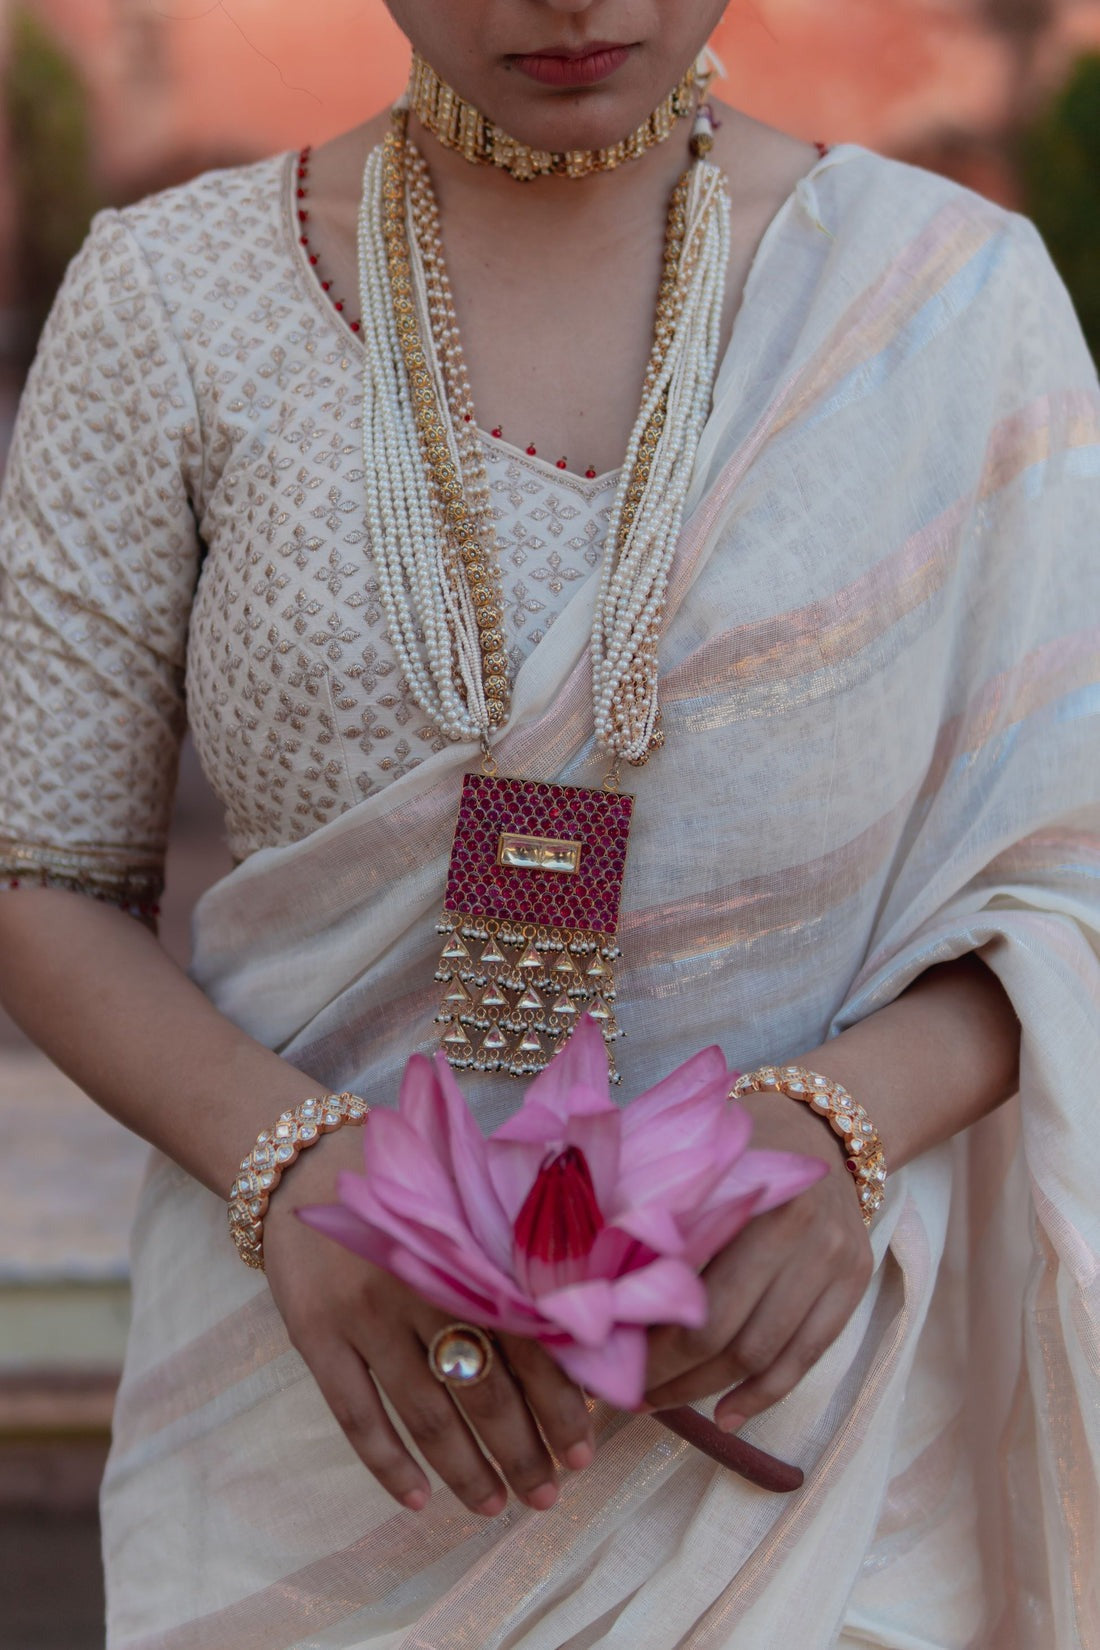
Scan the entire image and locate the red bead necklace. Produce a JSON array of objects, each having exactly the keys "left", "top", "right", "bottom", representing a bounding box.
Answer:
[
  {"left": 296, "top": 147, "right": 361, "bottom": 334},
  {"left": 296, "top": 145, "right": 600, "bottom": 478}
]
